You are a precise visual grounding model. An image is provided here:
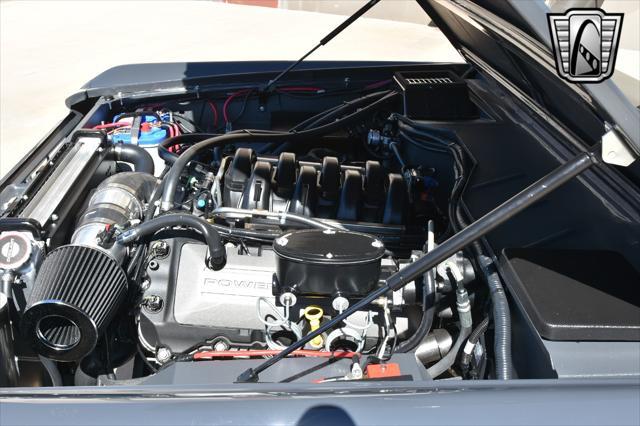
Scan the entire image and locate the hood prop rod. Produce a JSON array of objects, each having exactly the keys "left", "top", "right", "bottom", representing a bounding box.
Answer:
[
  {"left": 236, "top": 148, "right": 600, "bottom": 383},
  {"left": 263, "top": 0, "right": 381, "bottom": 92}
]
